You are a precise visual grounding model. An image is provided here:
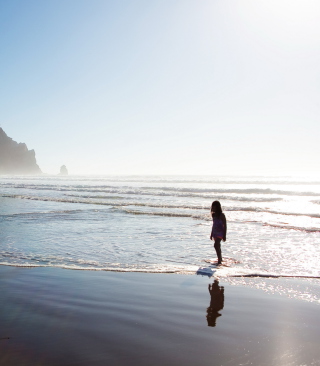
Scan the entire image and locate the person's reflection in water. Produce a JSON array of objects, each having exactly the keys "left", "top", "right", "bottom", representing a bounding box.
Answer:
[{"left": 207, "top": 280, "right": 224, "bottom": 327}]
